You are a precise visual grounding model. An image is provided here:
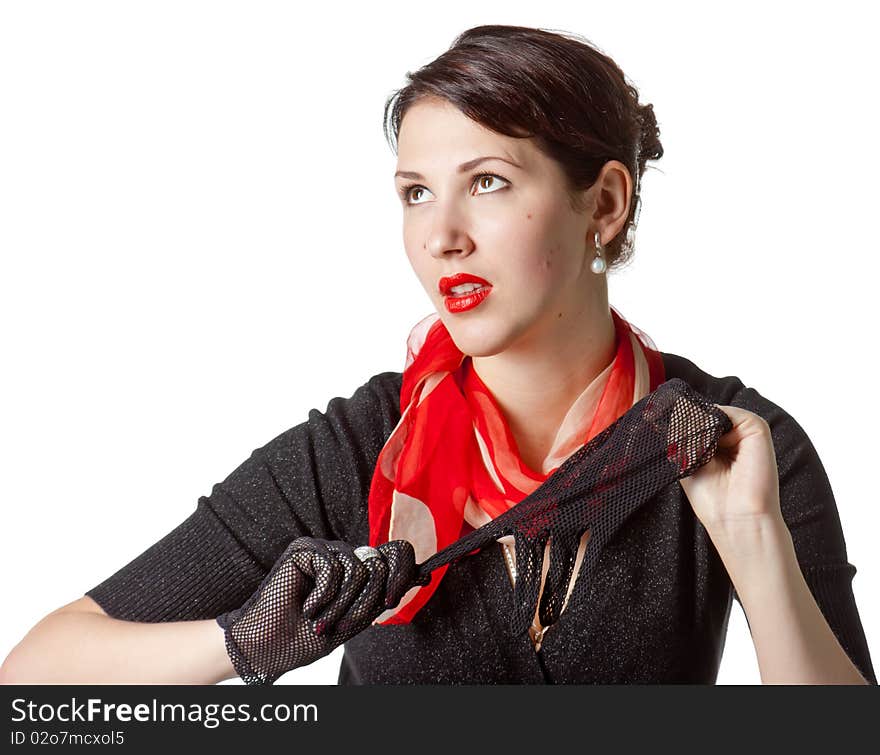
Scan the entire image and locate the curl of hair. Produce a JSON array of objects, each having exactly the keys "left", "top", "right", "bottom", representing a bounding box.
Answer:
[{"left": 384, "top": 25, "right": 664, "bottom": 271}]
